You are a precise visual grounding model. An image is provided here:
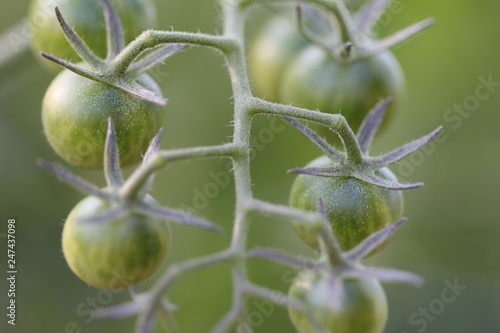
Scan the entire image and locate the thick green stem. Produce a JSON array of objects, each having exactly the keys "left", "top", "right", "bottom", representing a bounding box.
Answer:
[
  {"left": 249, "top": 98, "right": 364, "bottom": 164},
  {"left": 219, "top": 1, "right": 256, "bottom": 326},
  {"left": 111, "top": 30, "right": 237, "bottom": 75},
  {"left": 119, "top": 144, "right": 242, "bottom": 200}
]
